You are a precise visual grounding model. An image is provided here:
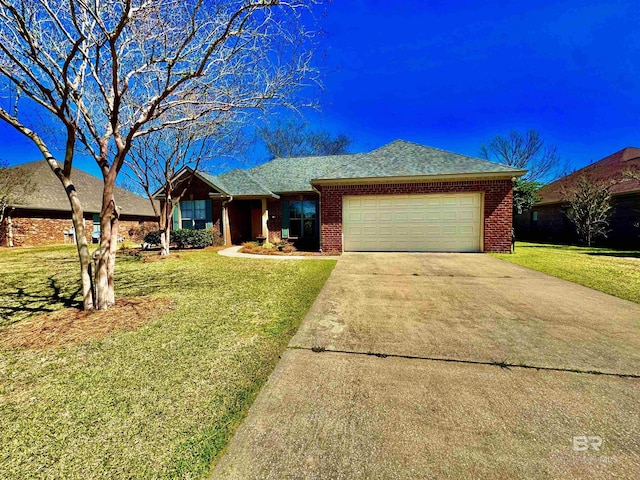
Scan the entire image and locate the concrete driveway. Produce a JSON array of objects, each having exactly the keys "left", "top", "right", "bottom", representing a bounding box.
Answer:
[{"left": 213, "top": 253, "right": 640, "bottom": 479}]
